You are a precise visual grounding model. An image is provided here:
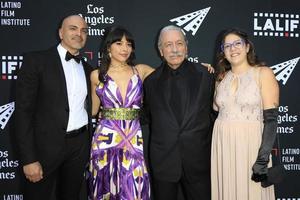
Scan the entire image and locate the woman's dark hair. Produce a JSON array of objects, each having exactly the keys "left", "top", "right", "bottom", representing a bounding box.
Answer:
[
  {"left": 215, "top": 28, "right": 265, "bottom": 81},
  {"left": 98, "top": 26, "right": 136, "bottom": 82}
]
